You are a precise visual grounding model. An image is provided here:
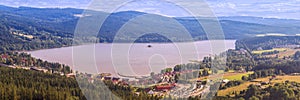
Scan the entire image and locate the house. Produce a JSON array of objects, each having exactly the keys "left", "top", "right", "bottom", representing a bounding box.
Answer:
[
  {"left": 102, "top": 77, "right": 112, "bottom": 80},
  {"left": 66, "top": 73, "right": 75, "bottom": 78},
  {"left": 99, "top": 73, "right": 111, "bottom": 77},
  {"left": 112, "top": 80, "right": 119, "bottom": 84},
  {"left": 270, "top": 75, "right": 277, "bottom": 80},
  {"left": 148, "top": 90, "right": 154, "bottom": 95},
  {"left": 291, "top": 73, "right": 300, "bottom": 76},
  {"left": 86, "top": 74, "right": 93, "bottom": 78},
  {"left": 237, "top": 68, "right": 246, "bottom": 73},
  {"left": 1, "top": 54, "right": 8, "bottom": 59},
  {"left": 88, "top": 78, "right": 94, "bottom": 83},
  {"left": 96, "top": 75, "right": 103, "bottom": 79},
  {"left": 119, "top": 81, "right": 129, "bottom": 86},
  {"left": 255, "top": 83, "right": 262, "bottom": 87},
  {"left": 238, "top": 48, "right": 248, "bottom": 55},
  {"left": 196, "top": 80, "right": 202, "bottom": 83},
  {"left": 112, "top": 77, "right": 120, "bottom": 81},
  {"left": 122, "top": 78, "right": 129, "bottom": 82},
  {"left": 222, "top": 79, "right": 230, "bottom": 83},
  {"left": 155, "top": 83, "right": 176, "bottom": 91}
]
